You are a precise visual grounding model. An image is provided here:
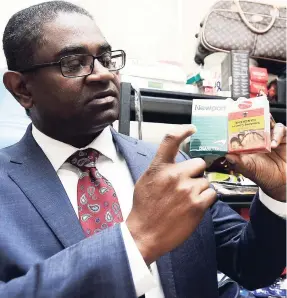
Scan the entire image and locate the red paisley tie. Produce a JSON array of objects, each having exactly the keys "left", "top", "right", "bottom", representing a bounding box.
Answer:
[{"left": 68, "top": 149, "right": 123, "bottom": 237}]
